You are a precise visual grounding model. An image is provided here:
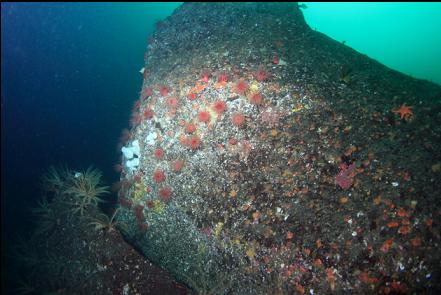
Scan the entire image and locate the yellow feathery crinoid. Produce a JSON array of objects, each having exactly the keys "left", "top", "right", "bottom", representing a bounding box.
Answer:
[
  {"left": 39, "top": 164, "right": 72, "bottom": 194},
  {"left": 30, "top": 197, "right": 58, "bottom": 236},
  {"left": 87, "top": 208, "right": 122, "bottom": 233},
  {"left": 64, "top": 166, "right": 109, "bottom": 216},
  {"left": 13, "top": 234, "right": 41, "bottom": 269},
  {"left": 15, "top": 276, "right": 37, "bottom": 295}
]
